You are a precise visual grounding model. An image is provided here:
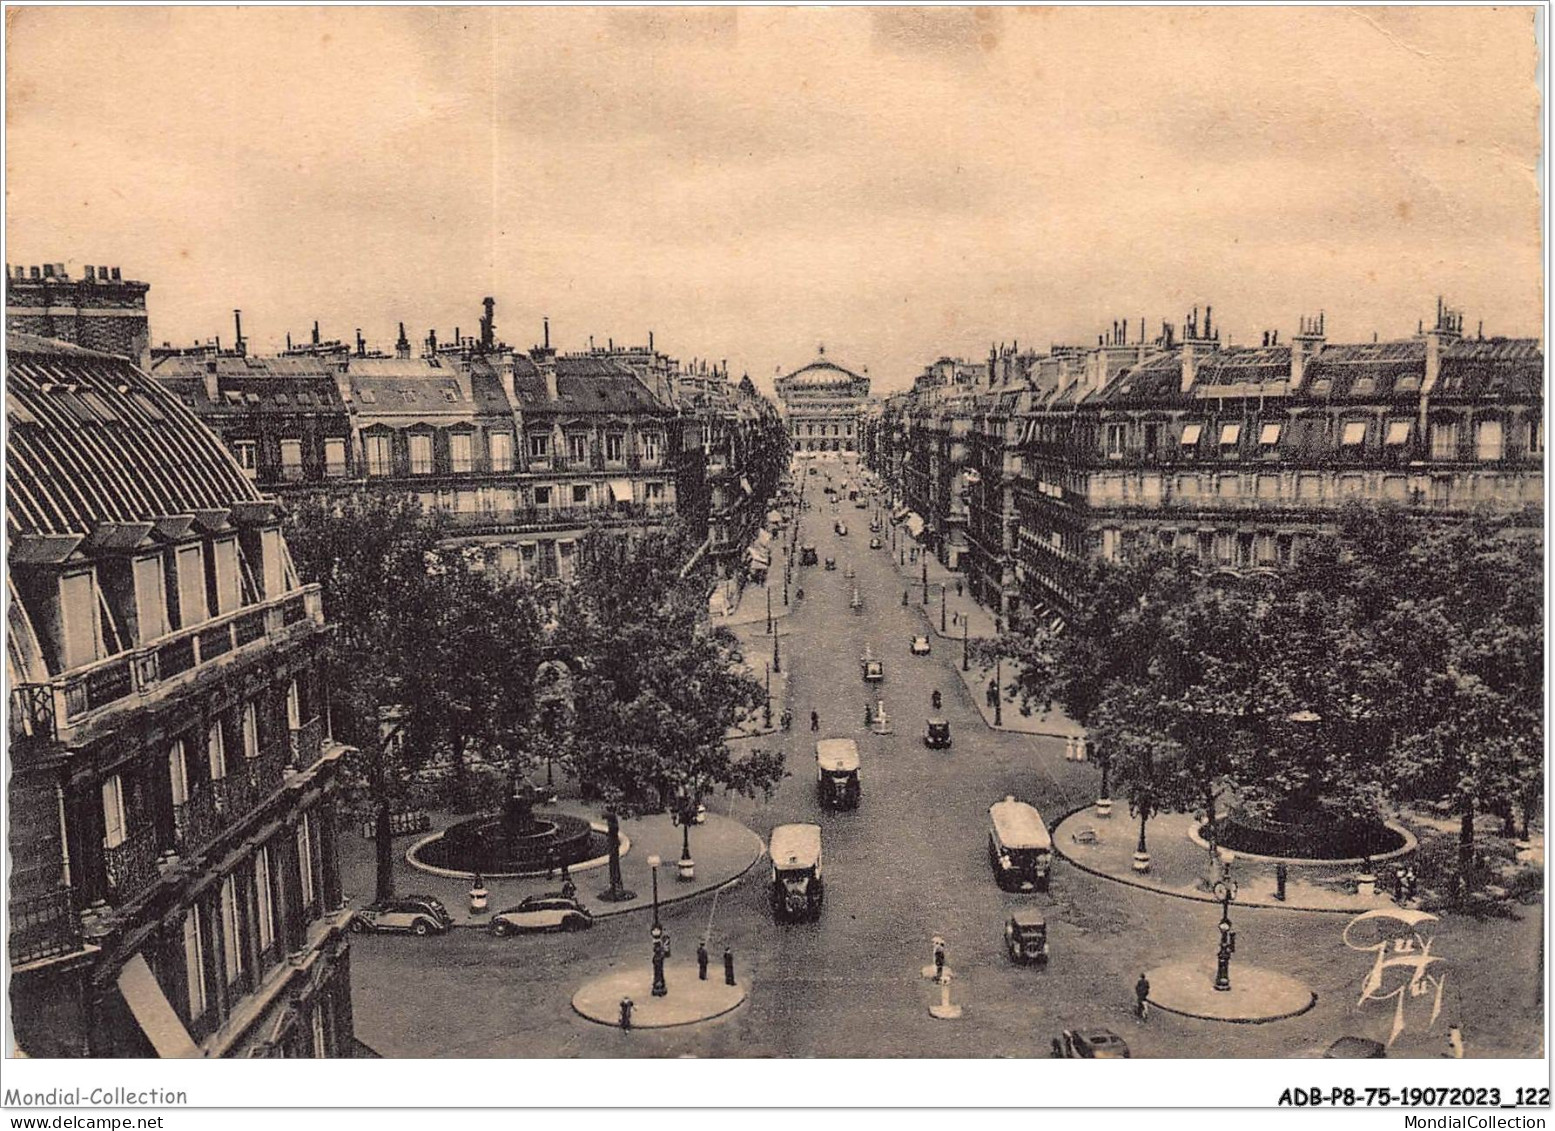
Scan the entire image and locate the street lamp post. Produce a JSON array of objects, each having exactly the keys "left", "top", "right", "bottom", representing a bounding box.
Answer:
[
  {"left": 766, "top": 587, "right": 773, "bottom": 634},
  {"left": 993, "top": 656, "right": 1003, "bottom": 727},
  {"left": 764, "top": 662, "right": 772, "bottom": 729},
  {"left": 1212, "top": 874, "right": 1238, "bottom": 992},
  {"left": 772, "top": 622, "right": 781, "bottom": 674},
  {"left": 921, "top": 557, "right": 929, "bottom": 604},
  {"left": 940, "top": 585, "right": 947, "bottom": 633},
  {"left": 962, "top": 617, "right": 969, "bottom": 672},
  {"left": 648, "top": 854, "right": 667, "bottom": 997}
]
